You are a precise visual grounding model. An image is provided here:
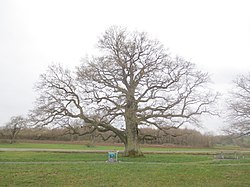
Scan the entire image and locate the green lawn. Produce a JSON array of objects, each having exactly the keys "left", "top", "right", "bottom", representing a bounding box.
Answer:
[
  {"left": 0, "top": 142, "right": 250, "bottom": 186},
  {"left": 0, "top": 142, "right": 239, "bottom": 152},
  {"left": 1, "top": 161, "right": 249, "bottom": 187},
  {"left": 0, "top": 142, "right": 124, "bottom": 151},
  {"left": 0, "top": 151, "right": 250, "bottom": 187},
  {"left": 0, "top": 152, "right": 212, "bottom": 163}
]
